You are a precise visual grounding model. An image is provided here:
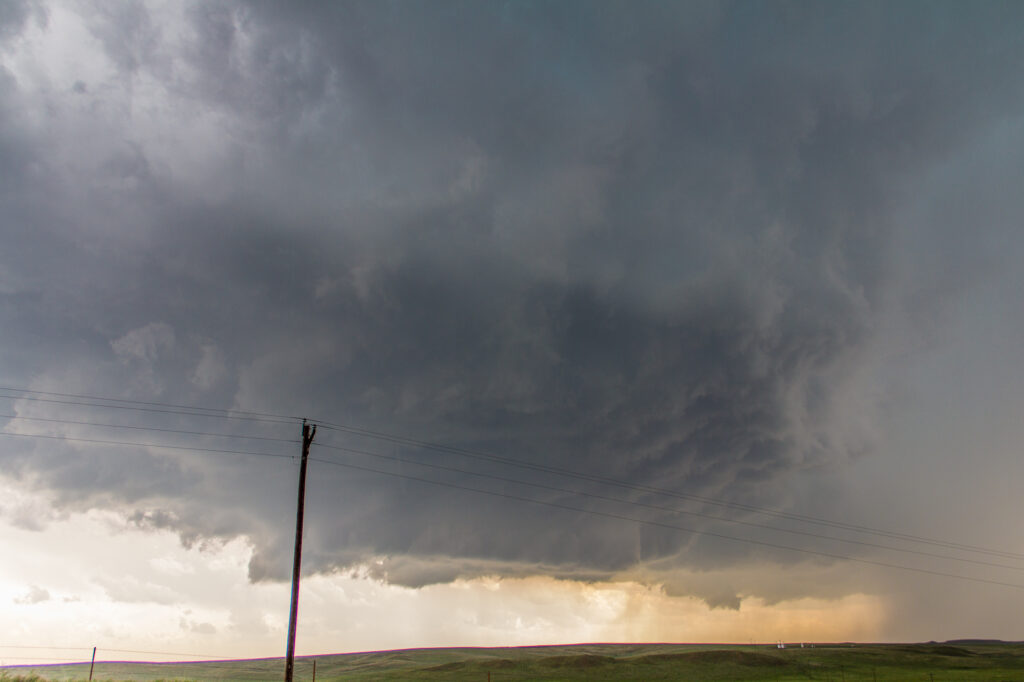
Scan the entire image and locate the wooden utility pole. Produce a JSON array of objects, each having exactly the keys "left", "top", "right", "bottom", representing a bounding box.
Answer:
[
  {"left": 284, "top": 419, "right": 316, "bottom": 682},
  {"left": 88, "top": 646, "right": 96, "bottom": 681}
]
